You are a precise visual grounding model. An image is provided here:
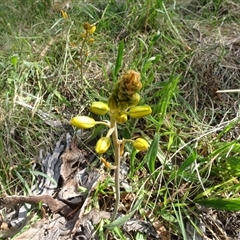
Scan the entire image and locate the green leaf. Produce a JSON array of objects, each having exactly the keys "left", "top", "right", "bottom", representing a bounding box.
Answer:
[
  {"left": 104, "top": 193, "right": 143, "bottom": 229},
  {"left": 129, "top": 148, "right": 138, "bottom": 176},
  {"left": 177, "top": 150, "right": 197, "bottom": 175},
  {"left": 154, "top": 74, "right": 180, "bottom": 130},
  {"left": 147, "top": 132, "right": 160, "bottom": 173},
  {"left": 196, "top": 198, "right": 240, "bottom": 211},
  {"left": 194, "top": 178, "right": 235, "bottom": 200}
]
